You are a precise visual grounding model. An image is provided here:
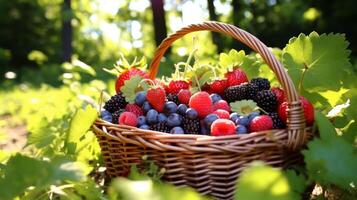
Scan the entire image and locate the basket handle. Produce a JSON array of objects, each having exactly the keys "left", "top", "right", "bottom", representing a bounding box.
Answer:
[{"left": 148, "top": 21, "right": 306, "bottom": 150}]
